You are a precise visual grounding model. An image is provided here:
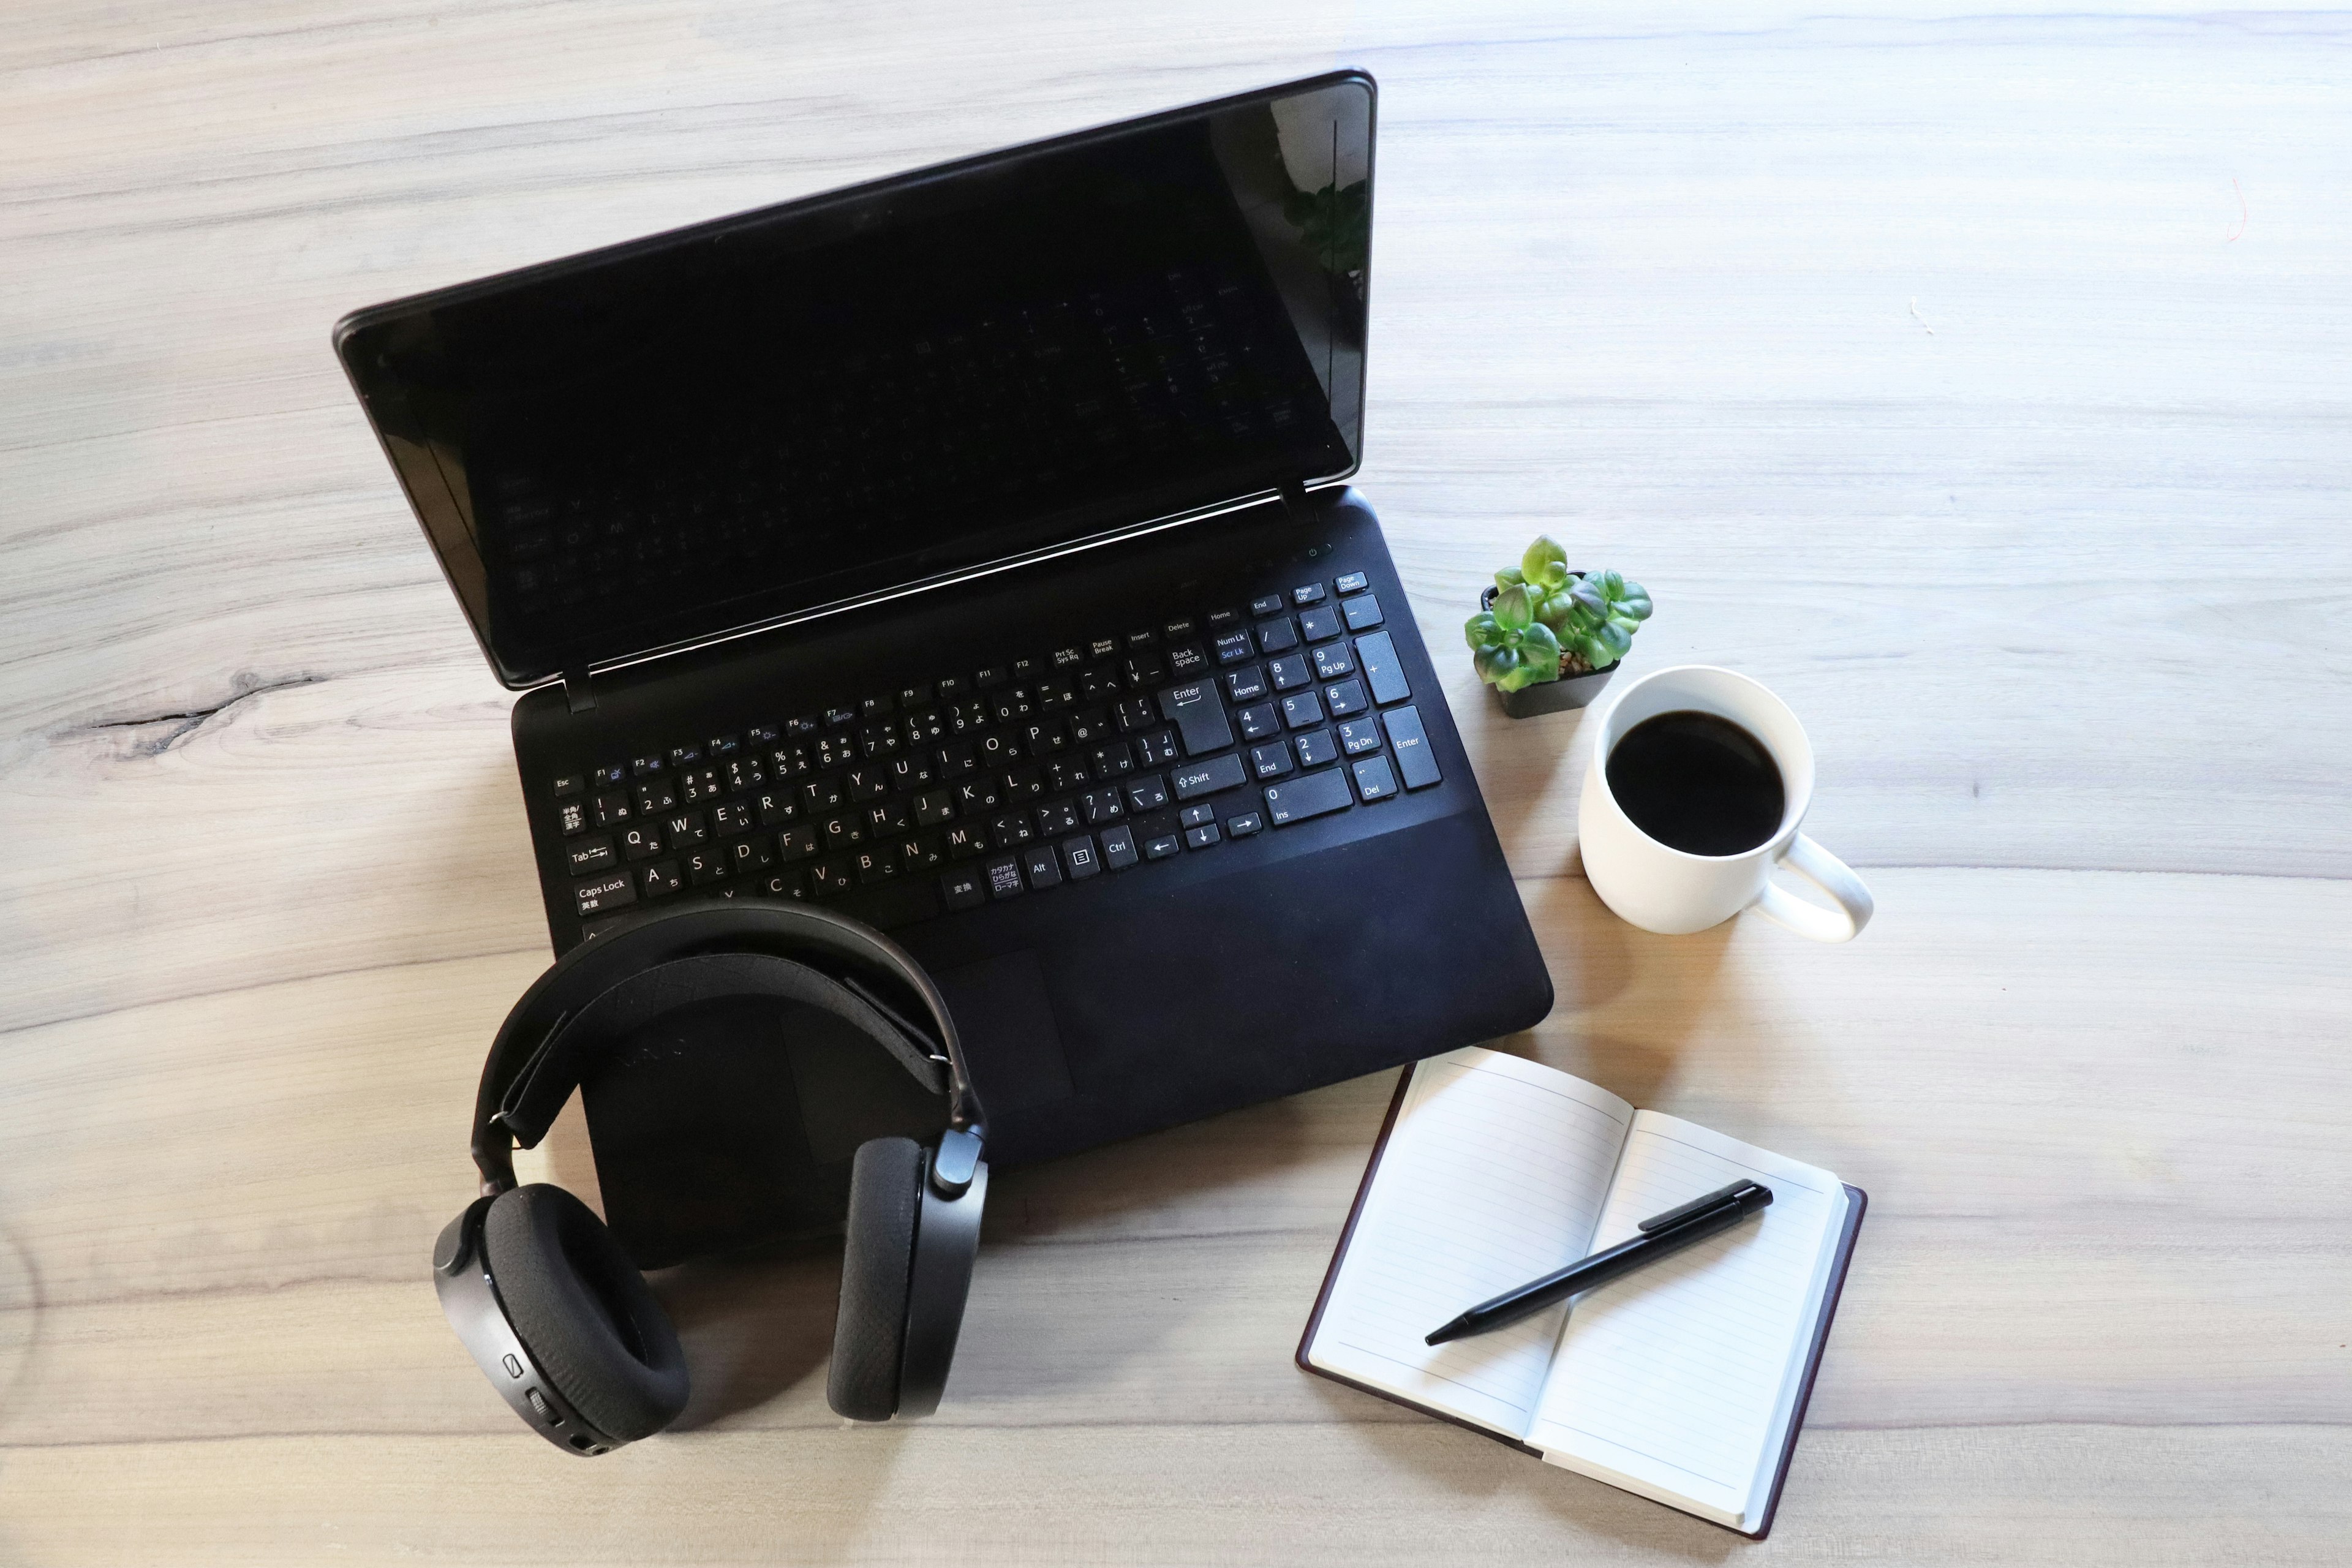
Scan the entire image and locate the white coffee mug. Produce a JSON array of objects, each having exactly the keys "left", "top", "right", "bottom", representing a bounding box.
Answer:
[{"left": 1577, "top": 665, "right": 1874, "bottom": 941}]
